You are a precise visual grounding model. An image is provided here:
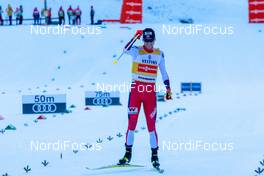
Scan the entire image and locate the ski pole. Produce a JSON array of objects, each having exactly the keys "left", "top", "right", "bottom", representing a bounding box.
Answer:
[
  {"left": 113, "top": 30, "right": 142, "bottom": 64},
  {"left": 113, "top": 35, "right": 138, "bottom": 64}
]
